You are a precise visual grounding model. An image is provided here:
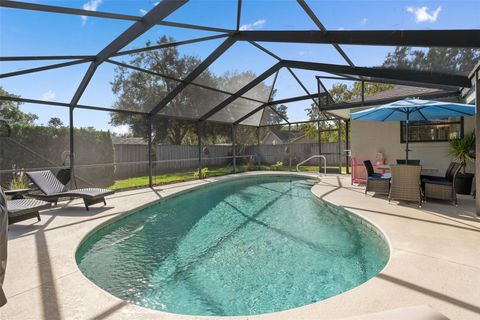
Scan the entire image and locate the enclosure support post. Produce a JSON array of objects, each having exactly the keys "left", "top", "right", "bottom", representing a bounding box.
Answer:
[
  {"left": 345, "top": 119, "right": 350, "bottom": 174},
  {"left": 288, "top": 124, "right": 292, "bottom": 171},
  {"left": 147, "top": 115, "right": 153, "bottom": 187},
  {"left": 474, "top": 68, "right": 480, "bottom": 216},
  {"left": 232, "top": 125, "right": 237, "bottom": 173},
  {"left": 197, "top": 122, "right": 202, "bottom": 179},
  {"left": 69, "top": 106, "right": 75, "bottom": 188},
  {"left": 337, "top": 119, "right": 342, "bottom": 174},
  {"left": 361, "top": 80, "right": 365, "bottom": 106},
  {"left": 256, "top": 127, "right": 260, "bottom": 165}
]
